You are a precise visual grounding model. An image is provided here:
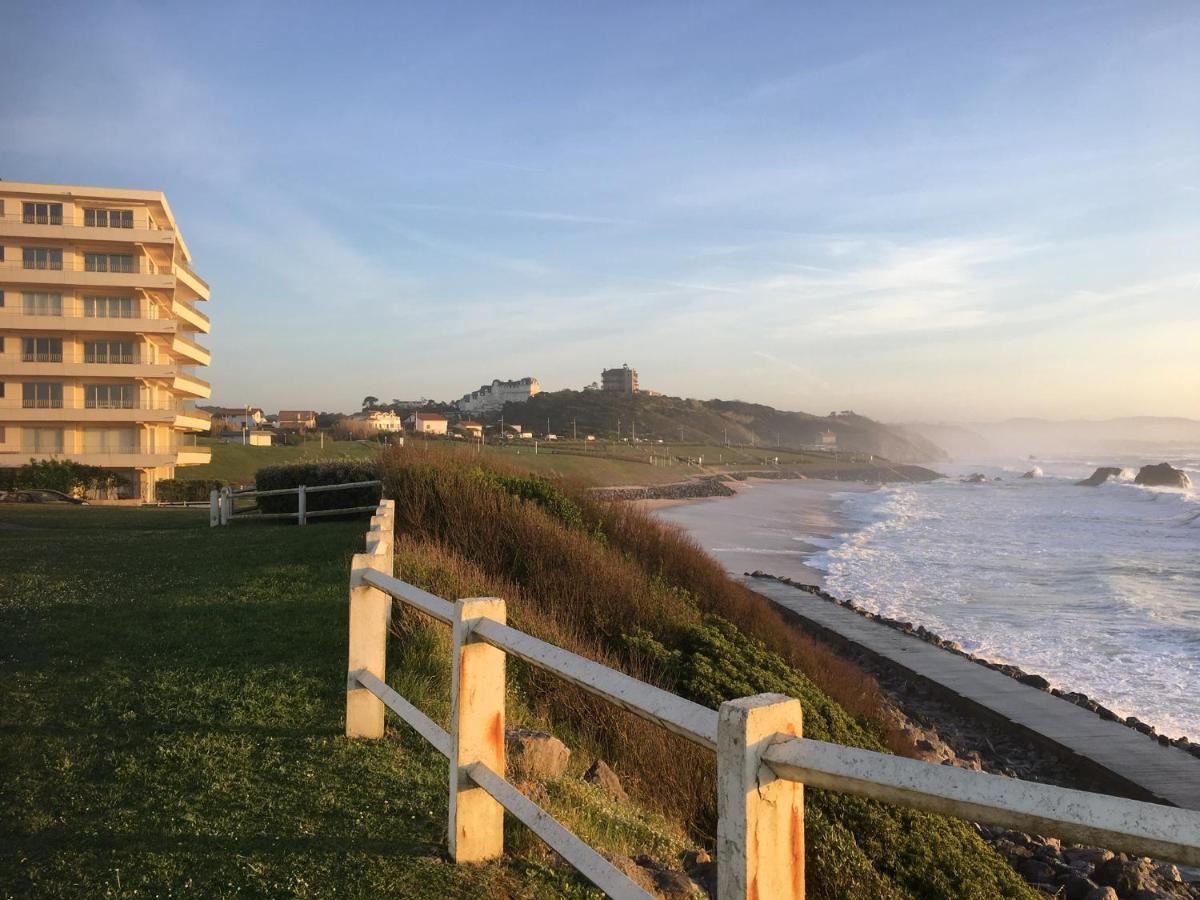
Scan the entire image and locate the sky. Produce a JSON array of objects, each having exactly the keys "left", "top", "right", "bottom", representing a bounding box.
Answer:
[{"left": 2, "top": 0, "right": 1198, "bottom": 422}]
